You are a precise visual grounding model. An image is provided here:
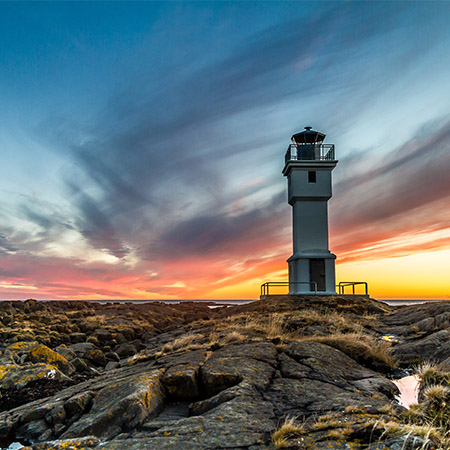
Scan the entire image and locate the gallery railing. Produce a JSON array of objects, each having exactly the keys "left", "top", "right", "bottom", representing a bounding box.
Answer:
[
  {"left": 260, "top": 281, "right": 318, "bottom": 296},
  {"left": 285, "top": 144, "right": 335, "bottom": 164},
  {"left": 337, "top": 281, "right": 369, "bottom": 296}
]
